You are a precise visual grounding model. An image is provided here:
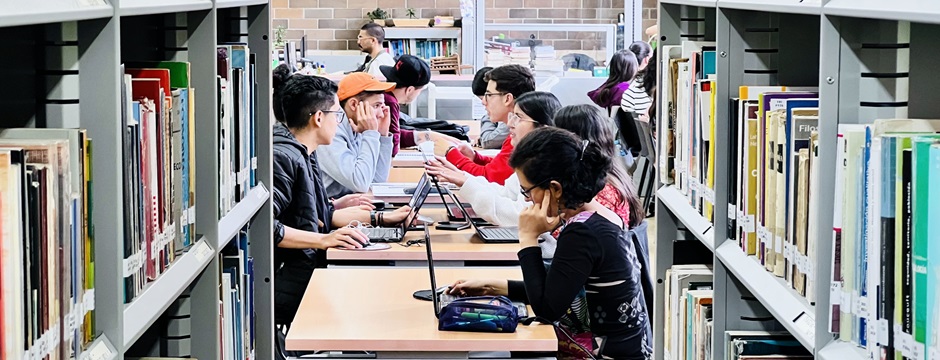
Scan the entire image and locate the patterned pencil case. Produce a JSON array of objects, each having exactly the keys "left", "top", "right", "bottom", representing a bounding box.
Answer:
[{"left": 438, "top": 296, "right": 520, "bottom": 333}]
